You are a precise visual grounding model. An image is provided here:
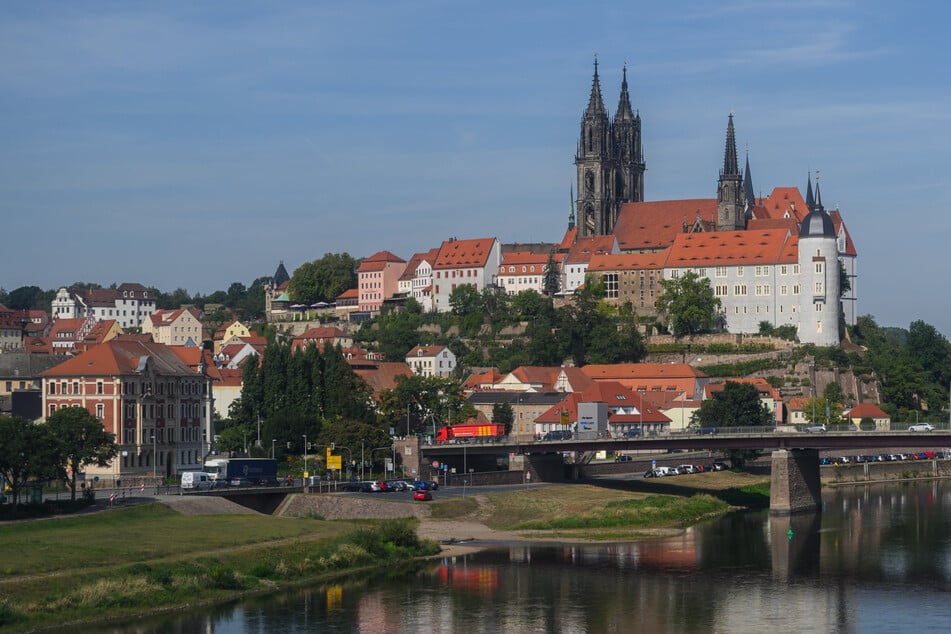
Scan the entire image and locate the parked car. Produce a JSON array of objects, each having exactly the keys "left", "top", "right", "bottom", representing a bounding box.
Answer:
[
  {"left": 622, "top": 429, "right": 642, "bottom": 438},
  {"left": 644, "top": 466, "right": 677, "bottom": 478},
  {"left": 804, "top": 425, "right": 827, "bottom": 433},
  {"left": 709, "top": 462, "right": 729, "bottom": 471},
  {"left": 698, "top": 427, "right": 719, "bottom": 435},
  {"left": 678, "top": 464, "right": 701, "bottom": 474},
  {"left": 386, "top": 480, "right": 409, "bottom": 492},
  {"left": 543, "top": 430, "right": 572, "bottom": 441},
  {"left": 413, "top": 489, "right": 433, "bottom": 501},
  {"left": 615, "top": 454, "right": 633, "bottom": 462},
  {"left": 908, "top": 423, "right": 935, "bottom": 432}
]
